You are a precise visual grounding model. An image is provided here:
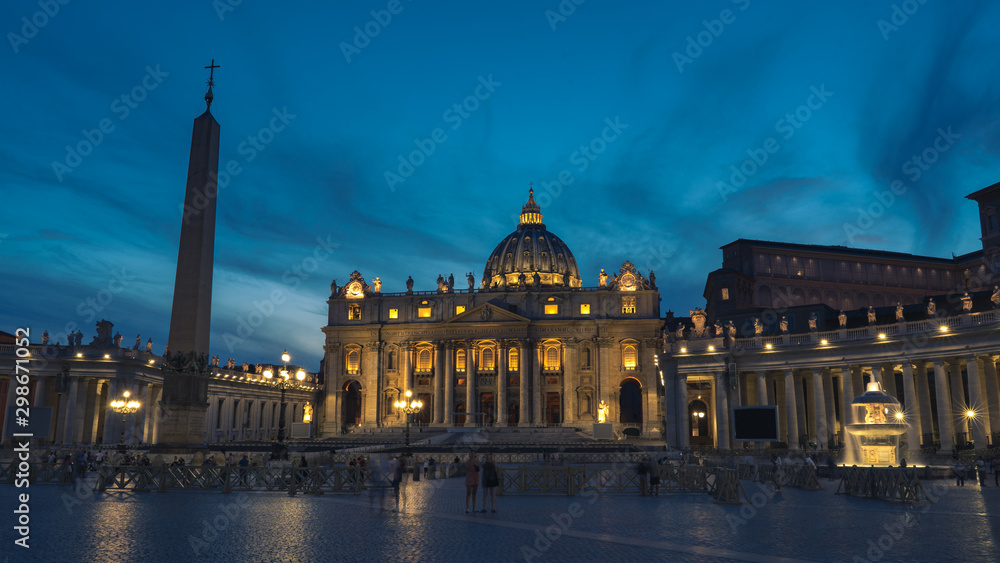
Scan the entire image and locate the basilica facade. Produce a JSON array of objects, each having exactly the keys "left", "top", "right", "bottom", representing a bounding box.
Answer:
[{"left": 319, "top": 190, "right": 663, "bottom": 436}]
